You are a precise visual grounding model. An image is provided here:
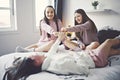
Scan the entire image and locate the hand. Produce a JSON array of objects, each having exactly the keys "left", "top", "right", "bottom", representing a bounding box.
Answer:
[
  {"left": 53, "top": 32, "right": 59, "bottom": 36},
  {"left": 78, "top": 42, "right": 86, "bottom": 50},
  {"left": 57, "top": 32, "right": 66, "bottom": 41},
  {"left": 79, "top": 44, "right": 86, "bottom": 50},
  {"left": 61, "top": 27, "right": 67, "bottom": 32}
]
